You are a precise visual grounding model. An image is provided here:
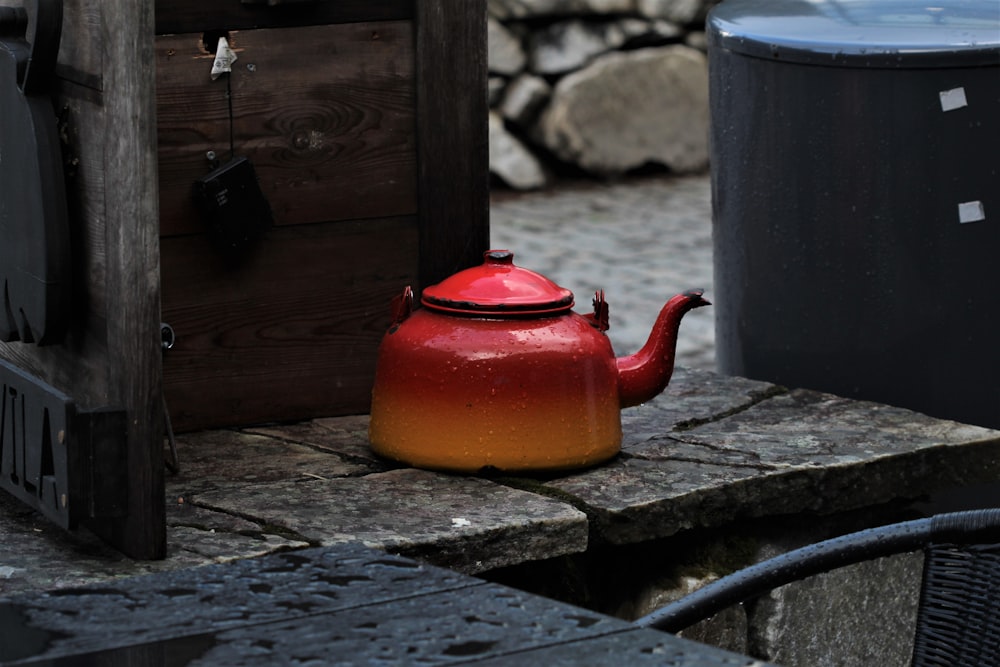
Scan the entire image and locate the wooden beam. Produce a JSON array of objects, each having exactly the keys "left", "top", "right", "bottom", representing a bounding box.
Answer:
[
  {"left": 0, "top": 0, "right": 165, "bottom": 558},
  {"left": 414, "top": 0, "right": 490, "bottom": 290},
  {"left": 86, "top": 0, "right": 165, "bottom": 559},
  {"left": 154, "top": 0, "right": 412, "bottom": 35}
]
